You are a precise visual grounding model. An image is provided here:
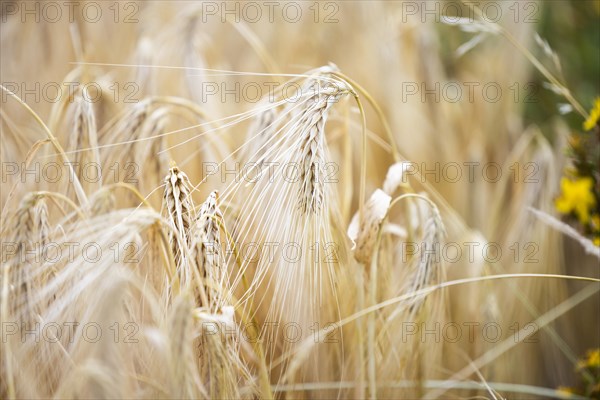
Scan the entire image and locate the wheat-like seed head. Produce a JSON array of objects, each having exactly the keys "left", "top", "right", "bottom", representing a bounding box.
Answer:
[
  {"left": 64, "top": 90, "right": 102, "bottom": 194},
  {"left": 348, "top": 189, "right": 392, "bottom": 264},
  {"left": 5, "top": 193, "right": 48, "bottom": 319},
  {"left": 70, "top": 91, "right": 99, "bottom": 156},
  {"left": 144, "top": 112, "right": 170, "bottom": 185},
  {"left": 406, "top": 204, "right": 446, "bottom": 317},
  {"left": 89, "top": 189, "right": 116, "bottom": 216},
  {"left": 116, "top": 100, "right": 151, "bottom": 142},
  {"left": 163, "top": 165, "right": 195, "bottom": 278},
  {"left": 245, "top": 104, "right": 277, "bottom": 167},
  {"left": 100, "top": 100, "right": 151, "bottom": 173},
  {"left": 297, "top": 81, "right": 344, "bottom": 215},
  {"left": 168, "top": 295, "right": 197, "bottom": 398},
  {"left": 193, "top": 190, "right": 224, "bottom": 310},
  {"left": 34, "top": 198, "right": 50, "bottom": 247}
]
